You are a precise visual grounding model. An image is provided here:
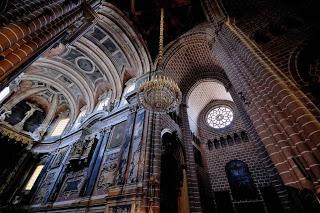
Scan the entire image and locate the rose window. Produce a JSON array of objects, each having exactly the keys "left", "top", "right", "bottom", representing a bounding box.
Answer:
[{"left": 207, "top": 106, "right": 233, "bottom": 129}]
